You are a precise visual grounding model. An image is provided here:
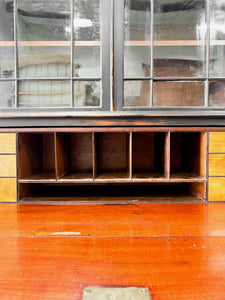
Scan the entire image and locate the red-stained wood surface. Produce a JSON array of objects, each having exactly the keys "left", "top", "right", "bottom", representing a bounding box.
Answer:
[{"left": 0, "top": 203, "right": 225, "bottom": 299}]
